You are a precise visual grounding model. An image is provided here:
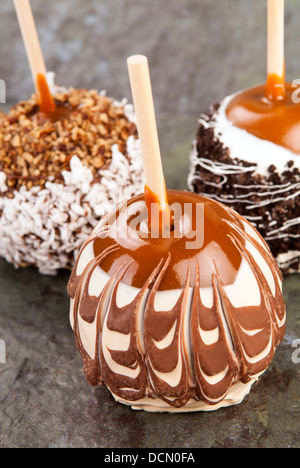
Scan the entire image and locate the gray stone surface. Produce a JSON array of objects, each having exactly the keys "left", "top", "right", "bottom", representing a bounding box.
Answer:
[
  {"left": 0, "top": 0, "right": 300, "bottom": 449},
  {"left": 0, "top": 258, "right": 299, "bottom": 448},
  {"left": 1, "top": 0, "right": 300, "bottom": 115}
]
